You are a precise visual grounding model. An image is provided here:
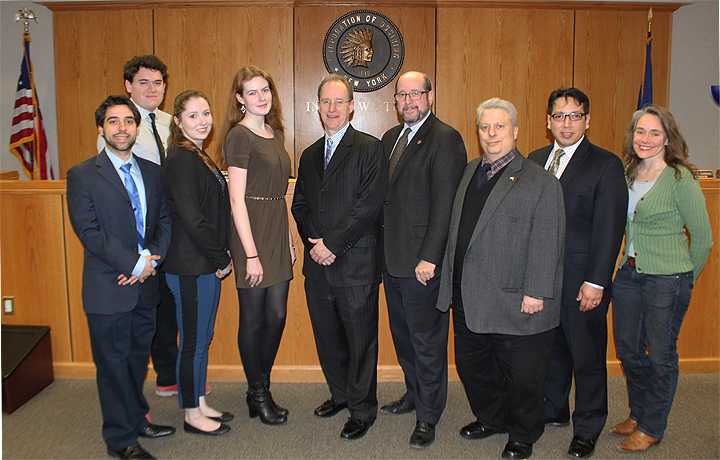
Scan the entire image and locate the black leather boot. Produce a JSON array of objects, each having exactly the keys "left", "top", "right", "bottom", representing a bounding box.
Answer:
[
  {"left": 264, "top": 376, "right": 289, "bottom": 417},
  {"left": 246, "top": 383, "right": 287, "bottom": 425}
]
